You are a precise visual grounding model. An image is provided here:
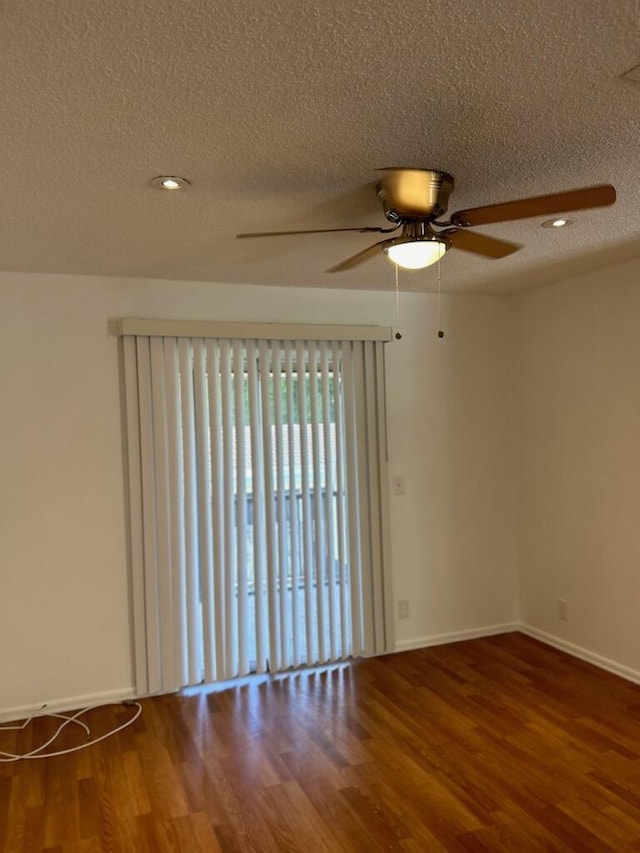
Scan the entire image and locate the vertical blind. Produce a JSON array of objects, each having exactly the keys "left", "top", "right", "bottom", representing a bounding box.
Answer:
[{"left": 120, "top": 321, "right": 393, "bottom": 695}]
